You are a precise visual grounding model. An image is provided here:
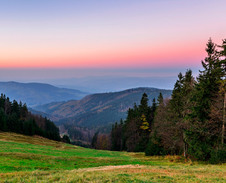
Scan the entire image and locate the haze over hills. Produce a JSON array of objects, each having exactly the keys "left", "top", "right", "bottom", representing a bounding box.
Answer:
[
  {"left": 47, "top": 75, "right": 177, "bottom": 93},
  {"left": 0, "top": 81, "right": 88, "bottom": 107}
]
